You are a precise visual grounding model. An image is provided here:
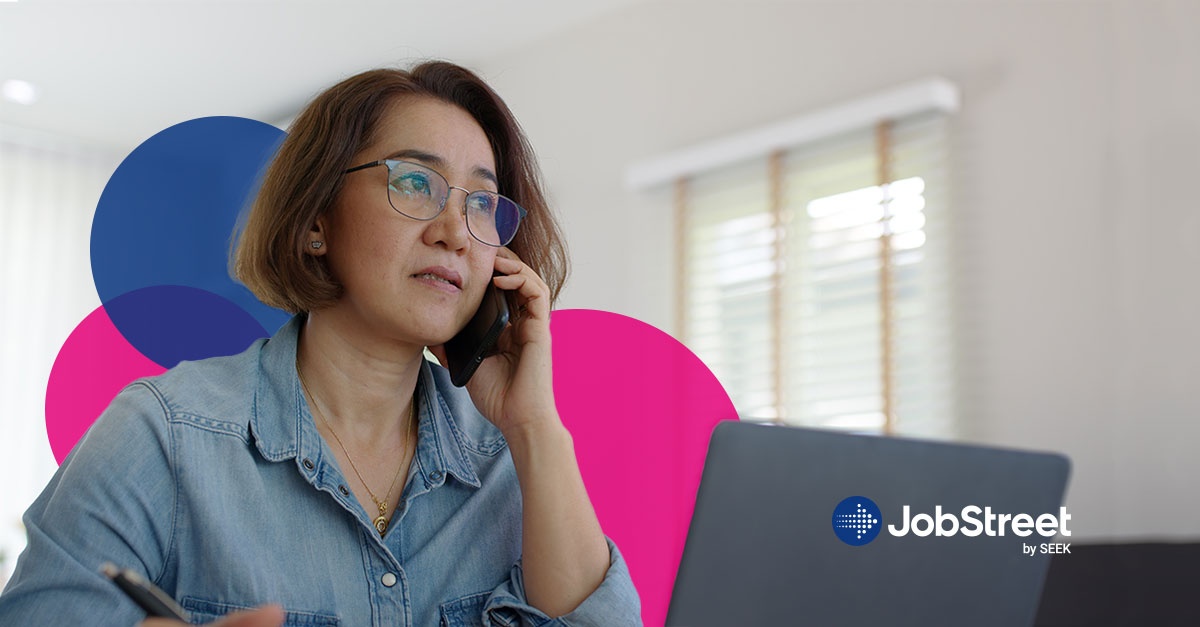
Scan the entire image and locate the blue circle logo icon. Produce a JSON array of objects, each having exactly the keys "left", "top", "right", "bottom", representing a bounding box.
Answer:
[{"left": 832, "top": 496, "right": 883, "bottom": 546}]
